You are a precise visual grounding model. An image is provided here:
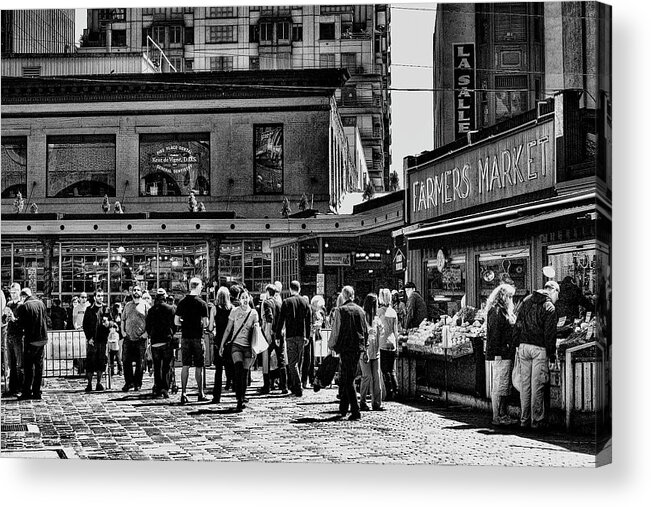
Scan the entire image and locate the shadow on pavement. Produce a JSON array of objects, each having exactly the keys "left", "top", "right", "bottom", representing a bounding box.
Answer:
[
  {"left": 403, "top": 399, "right": 597, "bottom": 456},
  {"left": 188, "top": 408, "right": 238, "bottom": 415},
  {"left": 291, "top": 415, "right": 344, "bottom": 424},
  {"left": 296, "top": 400, "right": 339, "bottom": 406}
]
